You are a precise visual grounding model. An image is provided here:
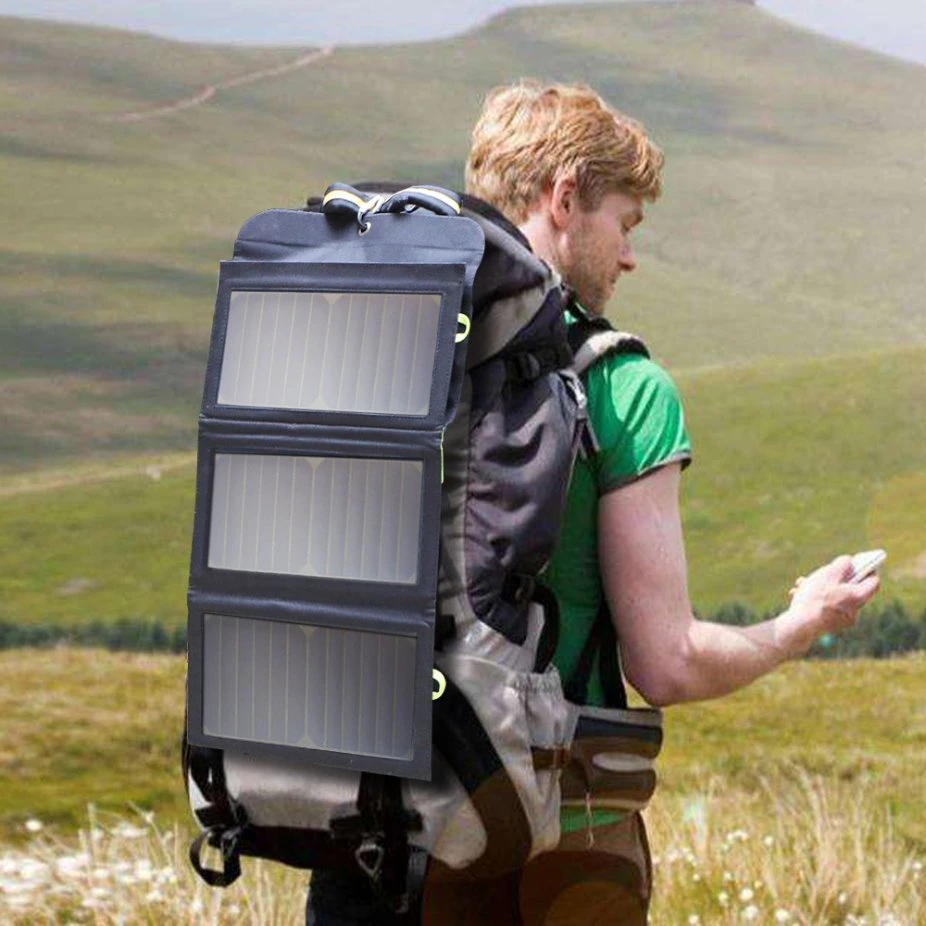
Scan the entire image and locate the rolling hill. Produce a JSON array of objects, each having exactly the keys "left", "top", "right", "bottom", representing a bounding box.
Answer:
[{"left": 0, "top": 0, "right": 924, "bottom": 616}]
